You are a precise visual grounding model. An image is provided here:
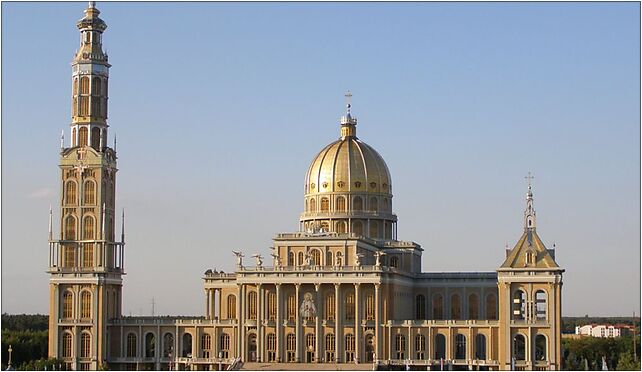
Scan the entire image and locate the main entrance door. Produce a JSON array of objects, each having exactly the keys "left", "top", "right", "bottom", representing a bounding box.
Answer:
[
  {"left": 248, "top": 334, "right": 257, "bottom": 362},
  {"left": 365, "top": 334, "right": 375, "bottom": 362}
]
